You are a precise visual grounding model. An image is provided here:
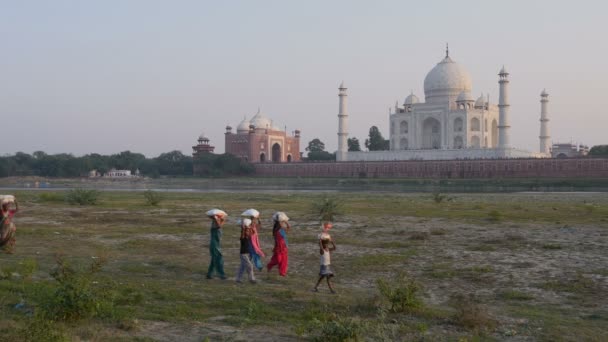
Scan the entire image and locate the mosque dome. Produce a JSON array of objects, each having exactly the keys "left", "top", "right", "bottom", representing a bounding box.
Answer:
[
  {"left": 237, "top": 117, "right": 251, "bottom": 132},
  {"left": 456, "top": 91, "right": 474, "bottom": 102},
  {"left": 198, "top": 133, "right": 208, "bottom": 141},
  {"left": 474, "top": 94, "right": 486, "bottom": 109},
  {"left": 250, "top": 108, "right": 272, "bottom": 129},
  {"left": 423, "top": 54, "right": 472, "bottom": 103},
  {"left": 404, "top": 92, "right": 420, "bottom": 105}
]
